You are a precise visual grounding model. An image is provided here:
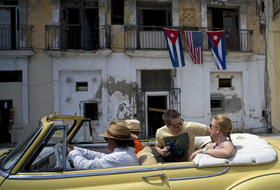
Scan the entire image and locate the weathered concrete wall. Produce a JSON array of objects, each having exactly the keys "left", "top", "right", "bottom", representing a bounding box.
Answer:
[
  {"left": 266, "top": 0, "right": 280, "bottom": 132},
  {"left": 180, "top": 0, "right": 201, "bottom": 26},
  {"left": 26, "top": 0, "right": 54, "bottom": 134},
  {"left": 28, "top": 0, "right": 53, "bottom": 51},
  {"left": 28, "top": 53, "right": 53, "bottom": 128},
  {"left": 11, "top": 0, "right": 267, "bottom": 144}
]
